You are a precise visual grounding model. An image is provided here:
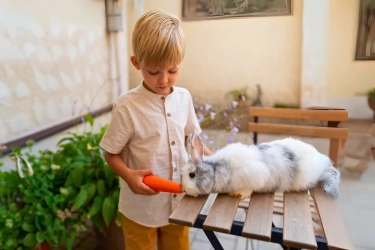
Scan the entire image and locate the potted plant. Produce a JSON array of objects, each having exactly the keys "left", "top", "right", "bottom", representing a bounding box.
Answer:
[
  {"left": 226, "top": 87, "right": 249, "bottom": 108},
  {"left": 367, "top": 87, "right": 375, "bottom": 121},
  {"left": 55, "top": 116, "right": 124, "bottom": 249},
  {"left": 0, "top": 143, "right": 86, "bottom": 250}
]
